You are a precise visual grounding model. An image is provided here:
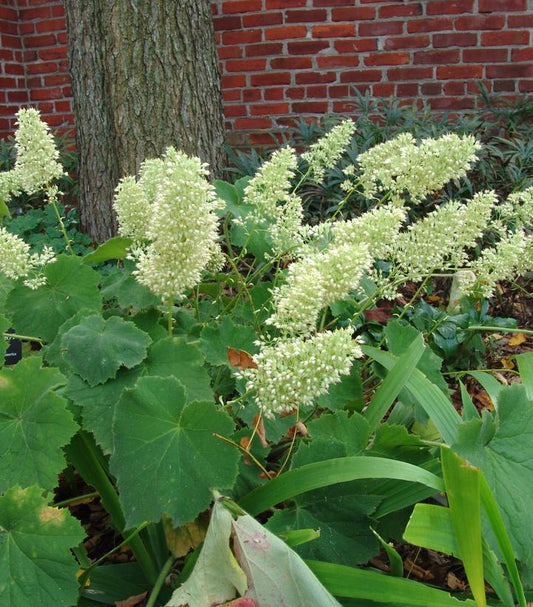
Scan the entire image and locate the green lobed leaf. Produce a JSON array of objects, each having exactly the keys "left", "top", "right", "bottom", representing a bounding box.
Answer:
[
  {"left": 317, "top": 362, "right": 364, "bottom": 412},
  {"left": 0, "top": 357, "right": 78, "bottom": 491},
  {"left": 101, "top": 266, "right": 160, "bottom": 311},
  {"left": 82, "top": 236, "right": 132, "bottom": 264},
  {"left": 0, "top": 313, "right": 10, "bottom": 364},
  {"left": 0, "top": 486, "right": 85, "bottom": 607},
  {"left": 5, "top": 254, "right": 102, "bottom": 342},
  {"left": 200, "top": 316, "right": 259, "bottom": 367},
  {"left": 452, "top": 383, "right": 533, "bottom": 571},
  {"left": 111, "top": 376, "right": 240, "bottom": 527},
  {"left": 61, "top": 314, "right": 152, "bottom": 386}
]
